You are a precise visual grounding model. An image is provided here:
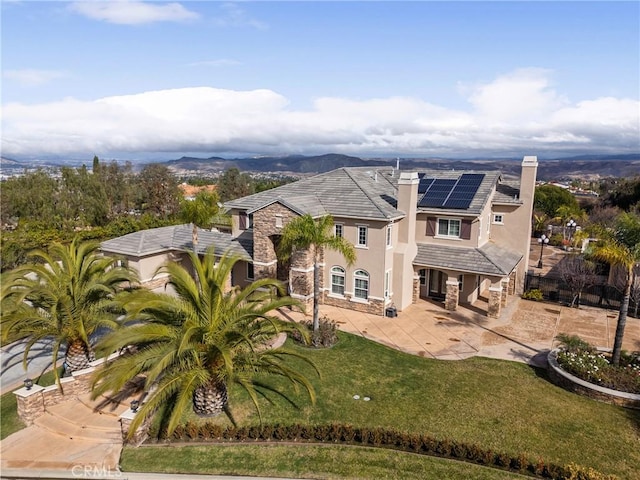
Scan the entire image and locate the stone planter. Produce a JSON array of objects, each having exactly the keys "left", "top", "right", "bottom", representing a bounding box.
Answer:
[{"left": 547, "top": 349, "right": 640, "bottom": 409}]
